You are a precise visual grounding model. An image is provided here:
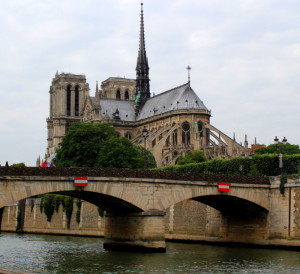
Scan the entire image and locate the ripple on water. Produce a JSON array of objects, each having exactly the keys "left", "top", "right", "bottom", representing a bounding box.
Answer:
[{"left": 0, "top": 233, "right": 300, "bottom": 273}]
